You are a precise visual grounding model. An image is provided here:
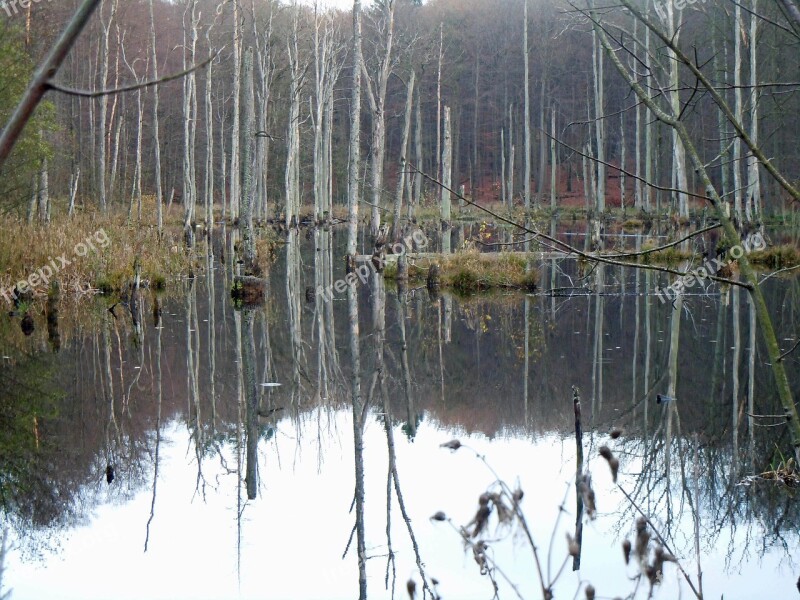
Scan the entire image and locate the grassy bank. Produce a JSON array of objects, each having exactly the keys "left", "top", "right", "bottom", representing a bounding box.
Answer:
[
  {"left": 0, "top": 214, "right": 193, "bottom": 305},
  {"left": 384, "top": 251, "right": 538, "bottom": 294}
]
